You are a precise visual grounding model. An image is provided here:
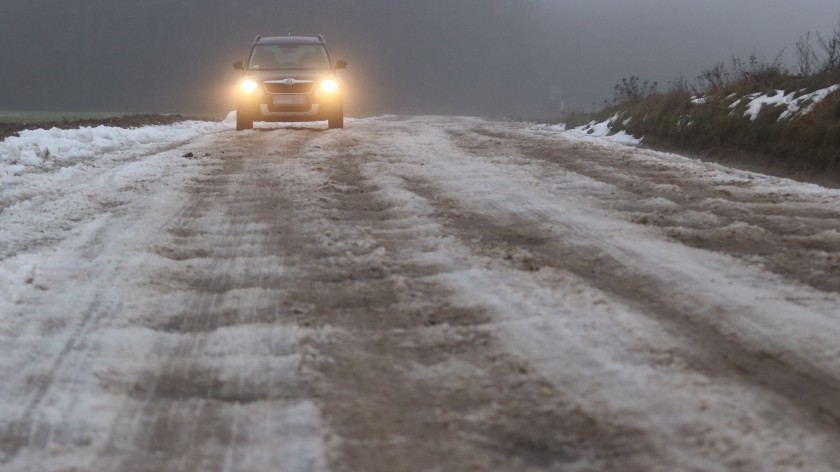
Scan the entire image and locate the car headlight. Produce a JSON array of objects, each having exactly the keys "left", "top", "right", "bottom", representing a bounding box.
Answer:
[
  {"left": 320, "top": 79, "right": 338, "bottom": 93},
  {"left": 240, "top": 79, "right": 258, "bottom": 93}
]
